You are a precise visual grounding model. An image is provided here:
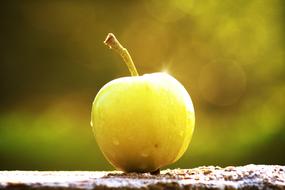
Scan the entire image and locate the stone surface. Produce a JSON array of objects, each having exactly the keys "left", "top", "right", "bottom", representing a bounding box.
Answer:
[{"left": 0, "top": 165, "right": 284, "bottom": 189}]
